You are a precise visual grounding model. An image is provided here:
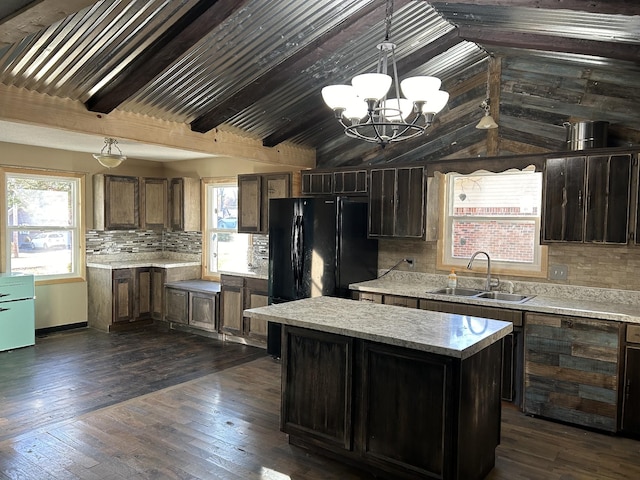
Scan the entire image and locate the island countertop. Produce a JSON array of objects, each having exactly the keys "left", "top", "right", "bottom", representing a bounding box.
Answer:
[{"left": 244, "top": 296, "right": 512, "bottom": 359}]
